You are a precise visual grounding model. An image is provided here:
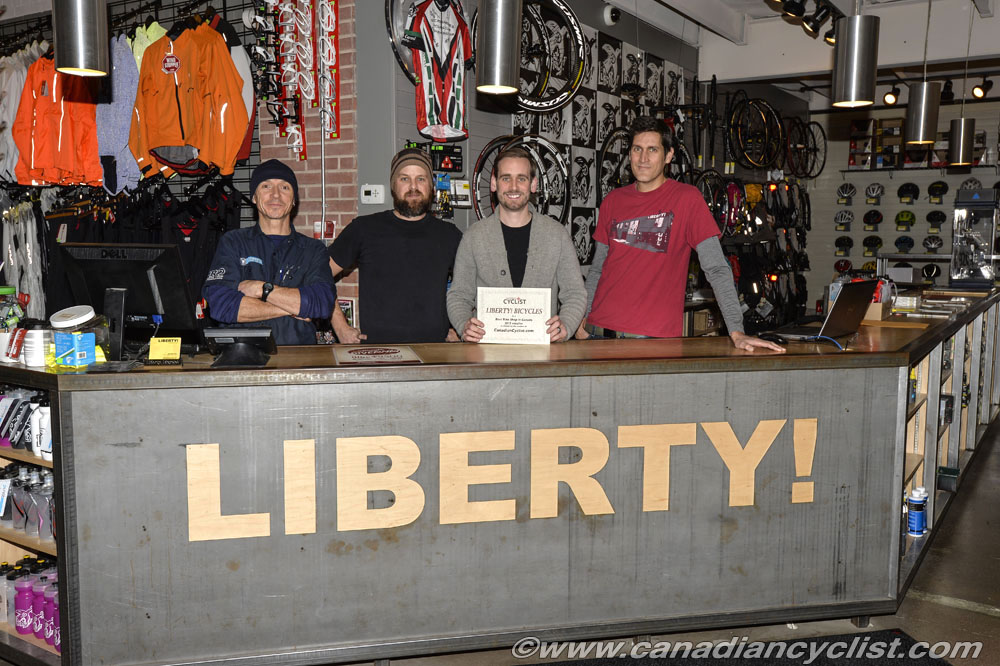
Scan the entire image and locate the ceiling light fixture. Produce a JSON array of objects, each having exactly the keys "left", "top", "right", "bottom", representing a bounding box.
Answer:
[
  {"left": 783, "top": 0, "right": 807, "bottom": 18},
  {"left": 803, "top": 2, "right": 833, "bottom": 33},
  {"left": 832, "top": 2, "right": 880, "bottom": 108},
  {"left": 884, "top": 85, "right": 900, "bottom": 105},
  {"left": 972, "top": 77, "right": 993, "bottom": 98},
  {"left": 53, "top": 0, "right": 109, "bottom": 75},
  {"left": 905, "top": 0, "right": 940, "bottom": 144},
  {"left": 476, "top": 0, "right": 523, "bottom": 95},
  {"left": 949, "top": 1, "right": 976, "bottom": 166},
  {"left": 823, "top": 27, "right": 836, "bottom": 44}
]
